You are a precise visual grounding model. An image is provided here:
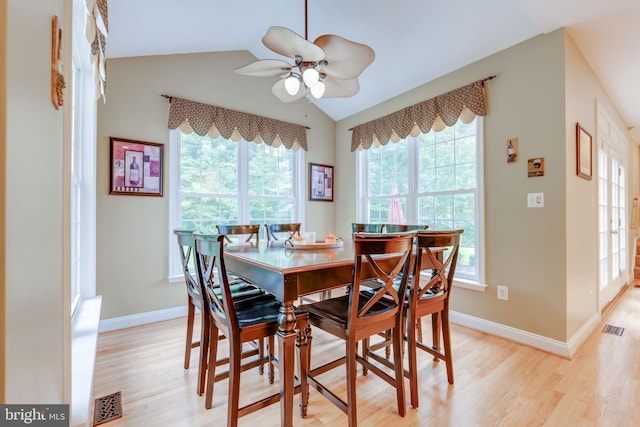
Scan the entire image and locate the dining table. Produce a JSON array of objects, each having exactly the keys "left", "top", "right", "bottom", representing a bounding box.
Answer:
[
  {"left": 223, "top": 239, "right": 355, "bottom": 426},
  {"left": 223, "top": 237, "right": 441, "bottom": 426}
]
